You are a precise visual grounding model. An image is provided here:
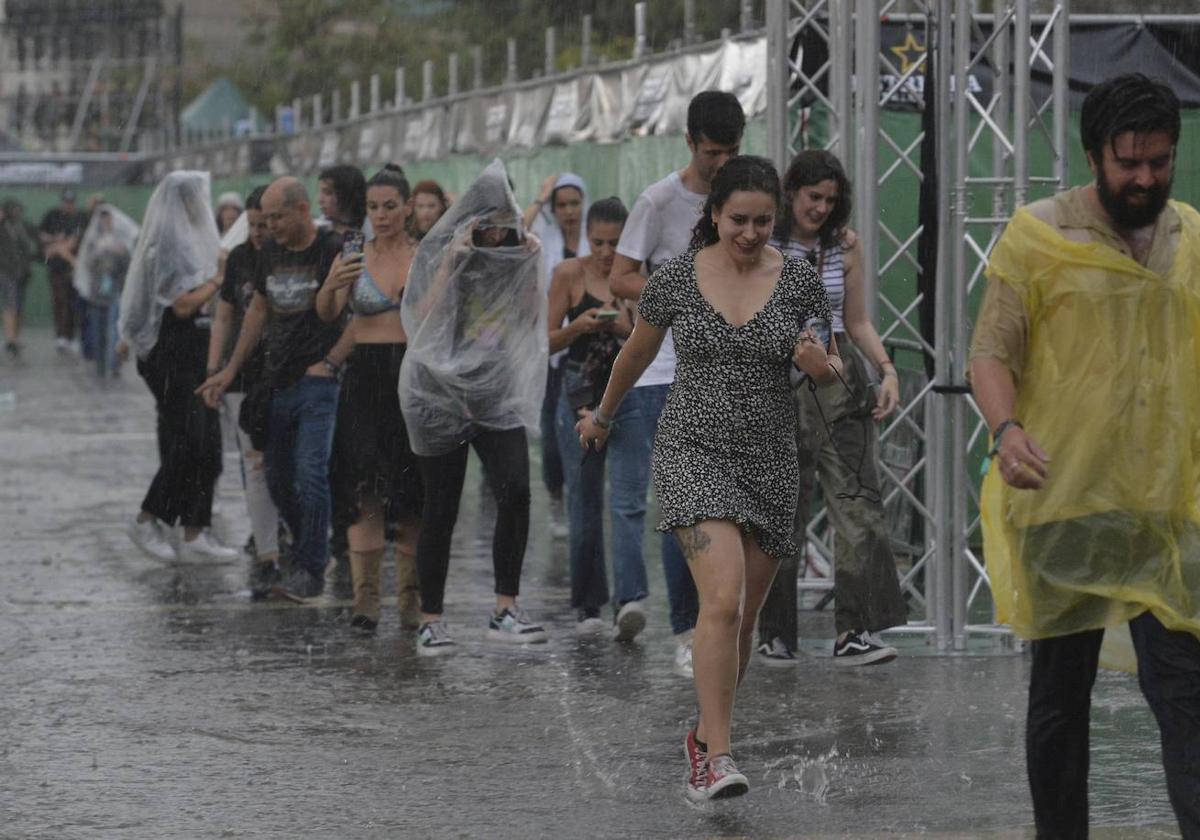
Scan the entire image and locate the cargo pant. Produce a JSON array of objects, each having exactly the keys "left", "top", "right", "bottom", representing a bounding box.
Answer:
[{"left": 758, "top": 338, "right": 907, "bottom": 647}]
